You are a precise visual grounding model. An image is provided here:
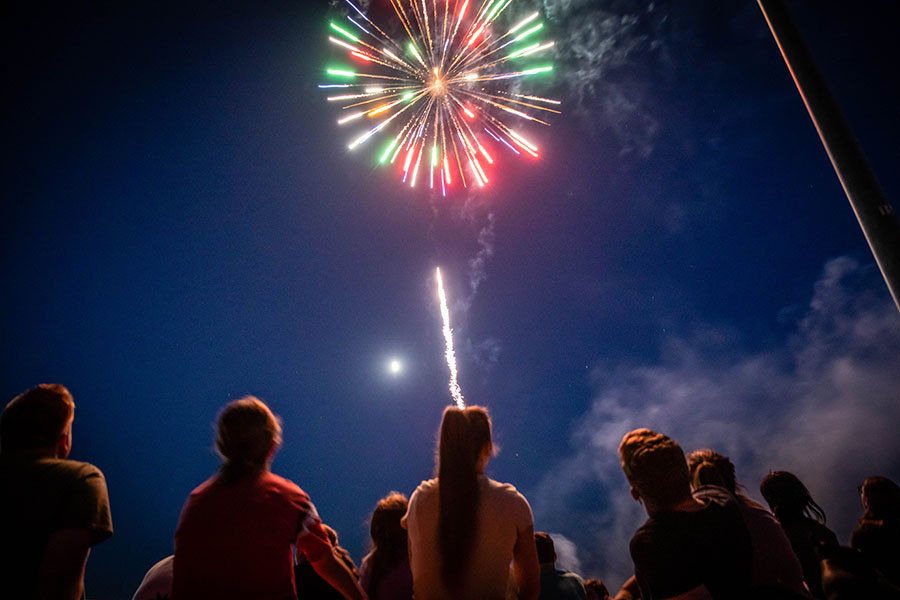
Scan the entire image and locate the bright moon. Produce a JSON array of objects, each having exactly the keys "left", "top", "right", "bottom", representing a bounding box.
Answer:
[{"left": 389, "top": 359, "right": 402, "bottom": 374}]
